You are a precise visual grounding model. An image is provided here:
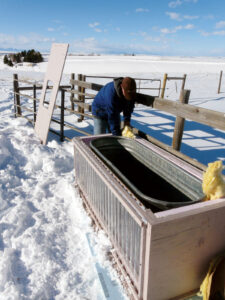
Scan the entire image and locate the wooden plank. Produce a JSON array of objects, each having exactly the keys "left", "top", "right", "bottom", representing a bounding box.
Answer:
[
  {"left": 16, "top": 79, "right": 42, "bottom": 85},
  {"left": 167, "top": 76, "right": 185, "bottom": 80},
  {"left": 153, "top": 98, "right": 225, "bottom": 131},
  {"left": 70, "top": 79, "right": 103, "bottom": 91},
  {"left": 146, "top": 201, "right": 225, "bottom": 300},
  {"left": 18, "top": 86, "right": 42, "bottom": 91},
  {"left": 14, "top": 91, "right": 39, "bottom": 102},
  {"left": 65, "top": 88, "right": 96, "bottom": 98},
  {"left": 73, "top": 102, "right": 92, "bottom": 111},
  {"left": 34, "top": 43, "right": 69, "bottom": 145},
  {"left": 14, "top": 103, "right": 34, "bottom": 113},
  {"left": 135, "top": 93, "right": 155, "bottom": 106}
]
